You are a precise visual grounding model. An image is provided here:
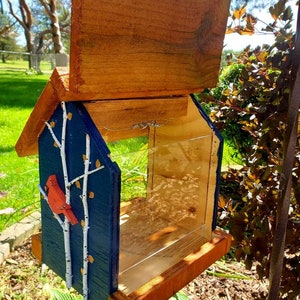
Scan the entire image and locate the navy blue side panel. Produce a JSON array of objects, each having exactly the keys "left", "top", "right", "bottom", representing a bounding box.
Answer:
[
  {"left": 39, "top": 102, "right": 120, "bottom": 299},
  {"left": 75, "top": 102, "right": 121, "bottom": 292},
  {"left": 190, "top": 94, "right": 224, "bottom": 231}
]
